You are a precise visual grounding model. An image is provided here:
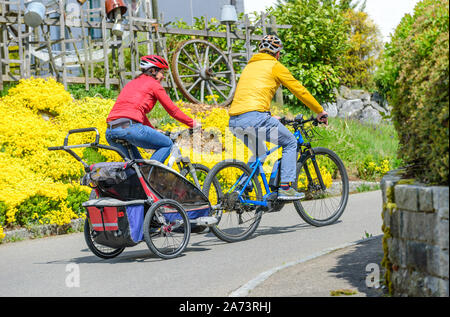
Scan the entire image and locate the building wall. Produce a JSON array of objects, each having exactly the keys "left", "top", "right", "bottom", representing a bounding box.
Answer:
[{"left": 156, "top": 0, "right": 244, "bottom": 24}]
